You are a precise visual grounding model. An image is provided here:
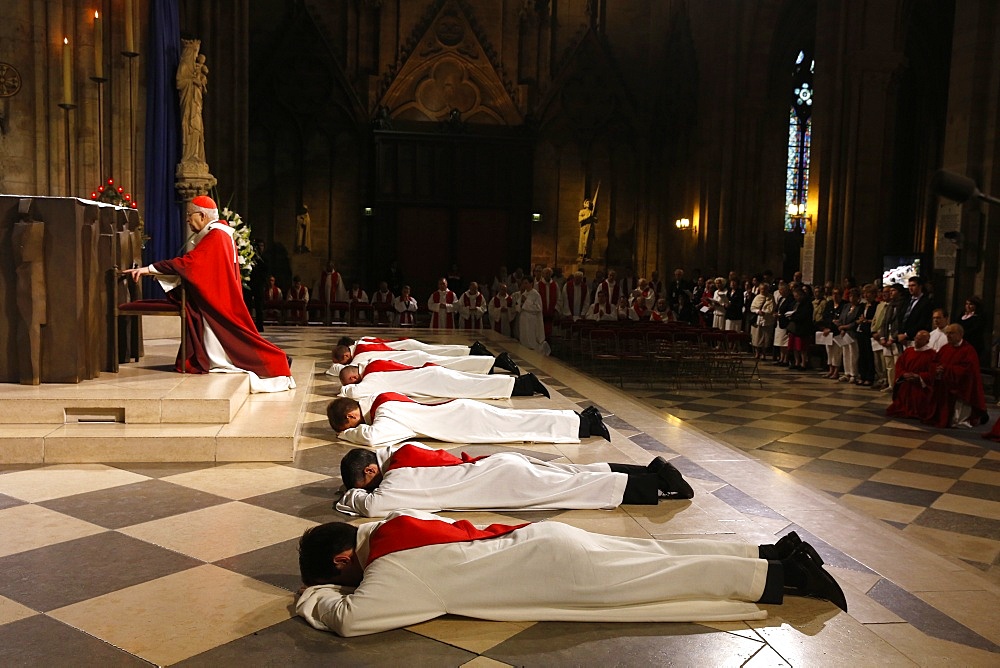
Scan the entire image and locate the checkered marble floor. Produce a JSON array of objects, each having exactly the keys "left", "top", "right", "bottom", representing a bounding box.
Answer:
[{"left": 1, "top": 327, "right": 999, "bottom": 666}]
